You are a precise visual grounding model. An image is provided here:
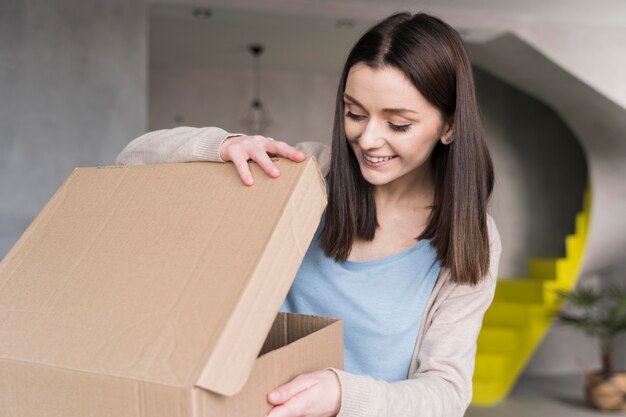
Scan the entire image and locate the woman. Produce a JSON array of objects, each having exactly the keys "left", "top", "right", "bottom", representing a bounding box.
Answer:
[{"left": 117, "top": 12, "right": 501, "bottom": 417}]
